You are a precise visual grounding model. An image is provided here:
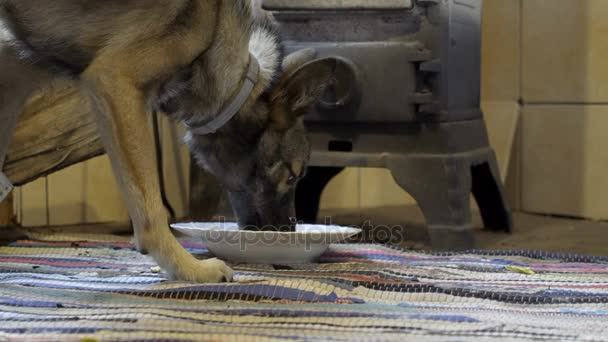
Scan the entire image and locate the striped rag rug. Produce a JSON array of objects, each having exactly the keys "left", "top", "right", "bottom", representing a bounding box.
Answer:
[{"left": 0, "top": 232, "right": 607, "bottom": 341}]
